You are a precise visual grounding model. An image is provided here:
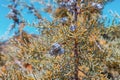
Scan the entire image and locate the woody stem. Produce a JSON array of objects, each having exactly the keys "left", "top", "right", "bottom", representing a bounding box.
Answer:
[{"left": 74, "top": 38, "right": 79, "bottom": 80}]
